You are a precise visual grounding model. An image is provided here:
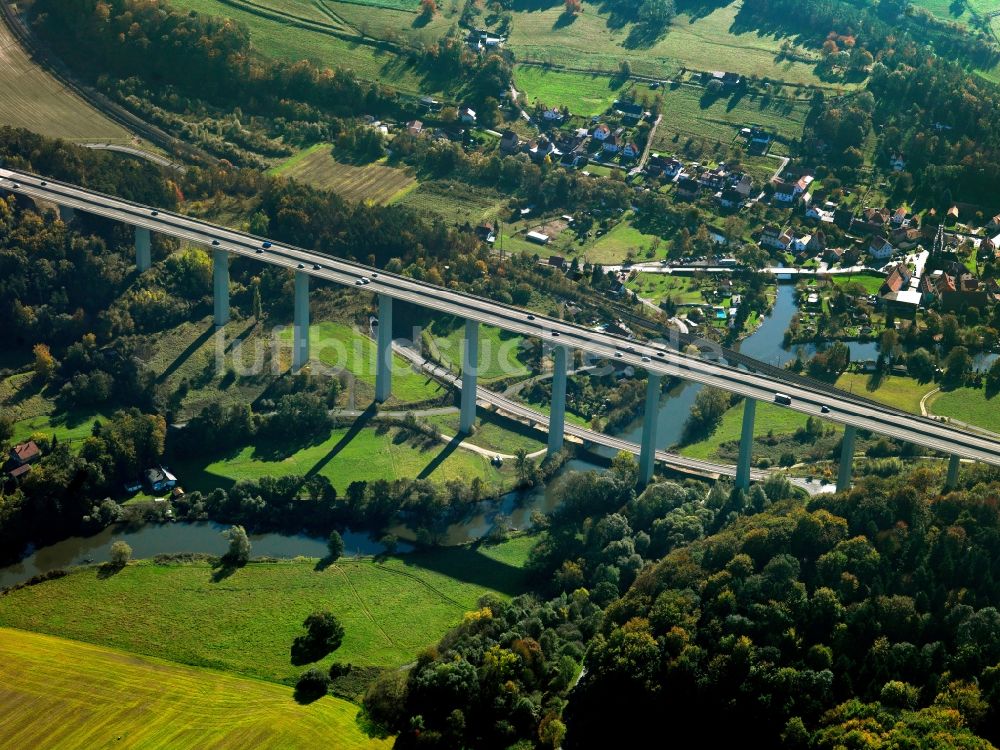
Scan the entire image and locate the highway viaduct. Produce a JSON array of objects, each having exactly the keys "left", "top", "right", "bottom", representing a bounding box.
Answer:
[{"left": 1, "top": 168, "right": 993, "bottom": 493}]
